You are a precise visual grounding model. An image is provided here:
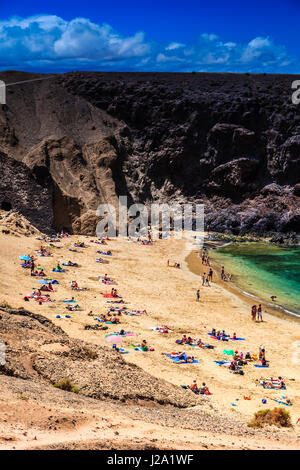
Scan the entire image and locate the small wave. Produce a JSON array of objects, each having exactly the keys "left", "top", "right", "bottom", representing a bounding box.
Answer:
[{"left": 241, "top": 291, "right": 256, "bottom": 298}]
